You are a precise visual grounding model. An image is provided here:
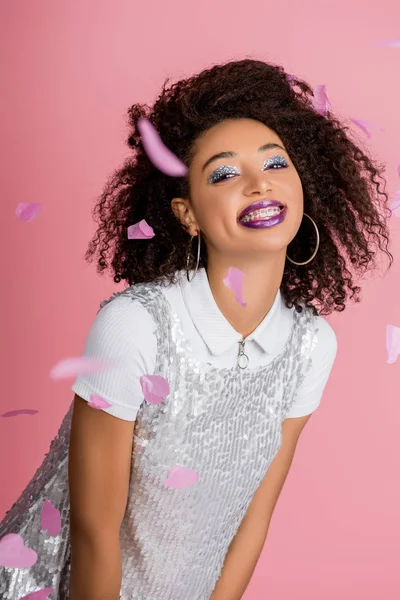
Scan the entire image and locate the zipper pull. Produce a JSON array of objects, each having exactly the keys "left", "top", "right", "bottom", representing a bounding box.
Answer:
[{"left": 237, "top": 338, "right": 249, "bottom": 370}]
